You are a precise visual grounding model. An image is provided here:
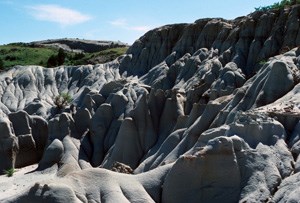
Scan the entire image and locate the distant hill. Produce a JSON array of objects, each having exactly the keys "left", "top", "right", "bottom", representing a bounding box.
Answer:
[
  {"left": 30, "top": 38, "right": 128, "bottom": 53},
  {"left": 0, "top": 39, "right": 129, "bottom": 69}
]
